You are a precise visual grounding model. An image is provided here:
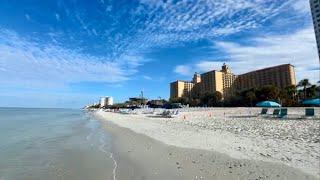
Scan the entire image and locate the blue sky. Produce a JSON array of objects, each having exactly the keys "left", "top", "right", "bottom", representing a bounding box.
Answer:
[{"left": 0, "top": 0, "right": 319, "bottom": 108}]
